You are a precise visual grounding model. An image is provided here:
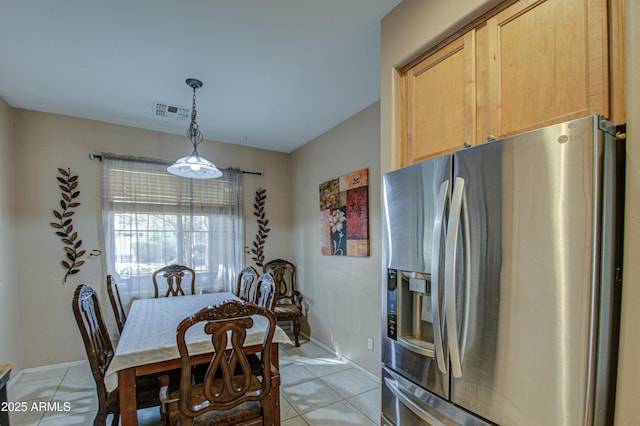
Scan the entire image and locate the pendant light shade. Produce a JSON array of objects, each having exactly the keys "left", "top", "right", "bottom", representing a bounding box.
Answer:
[
  {"left": 167, "top": 78, "right": 222, "bottom": 179},
  {"left": 167, "top": 151, "right": 222, "bottom": 179}
]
